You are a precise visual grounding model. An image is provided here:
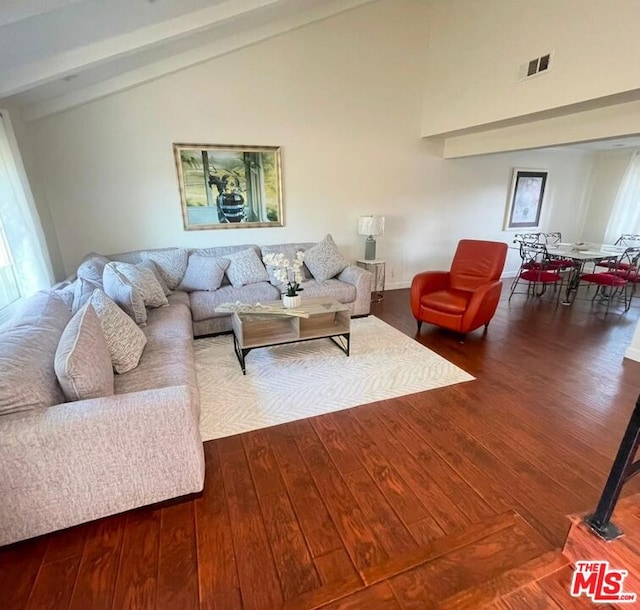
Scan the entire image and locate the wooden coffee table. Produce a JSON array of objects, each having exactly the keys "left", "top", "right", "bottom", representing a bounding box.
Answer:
[{"left": 230, "top": 298, "right": 350, "bottom": 374}]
